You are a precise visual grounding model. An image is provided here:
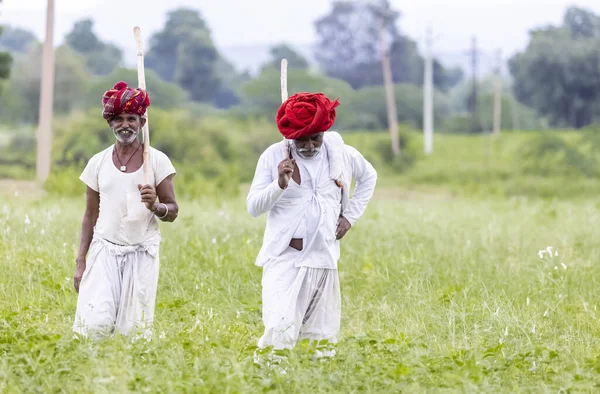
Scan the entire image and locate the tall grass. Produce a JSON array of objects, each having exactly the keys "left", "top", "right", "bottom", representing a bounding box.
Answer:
[{"left": 1, "top": 190, "right": 600, "bottom": 392}]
